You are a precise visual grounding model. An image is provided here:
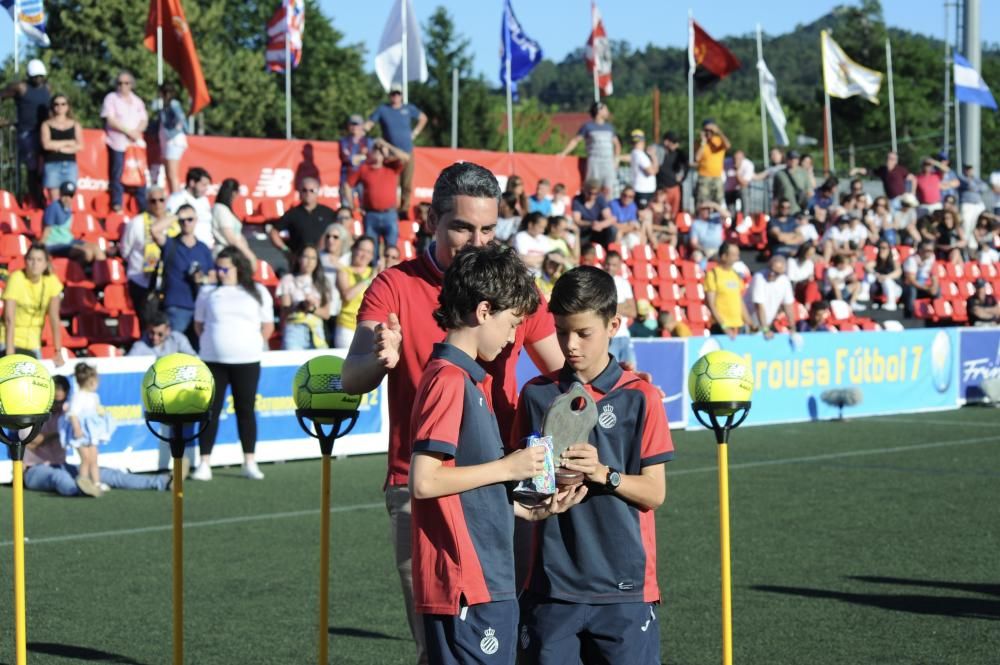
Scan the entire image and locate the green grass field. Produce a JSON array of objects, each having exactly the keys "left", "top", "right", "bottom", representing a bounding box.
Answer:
[{"left": 1, "top": 407, "right": 998, "bottom": 664}]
